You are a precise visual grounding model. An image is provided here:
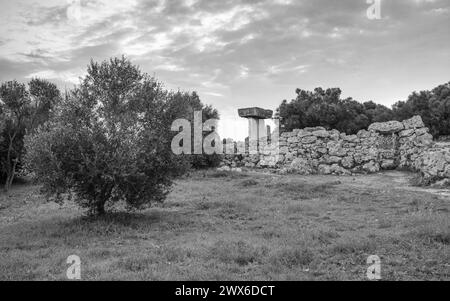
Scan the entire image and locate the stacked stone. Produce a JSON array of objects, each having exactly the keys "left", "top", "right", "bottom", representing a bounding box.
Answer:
[
  {"left": 277, "top": 126, "right": 386, "bottom": 175},
  {"left": 258, "top": 141, "right": 282, "bottom": 168},
  {"left": 415, "top": 142, "right": 450, "bottom": 181},
  {"left": 397, "top": 116, "right": 434, "bottom": 169},
  {"left": 219, "top": 116, "right": 449, "bottom": 182}
]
